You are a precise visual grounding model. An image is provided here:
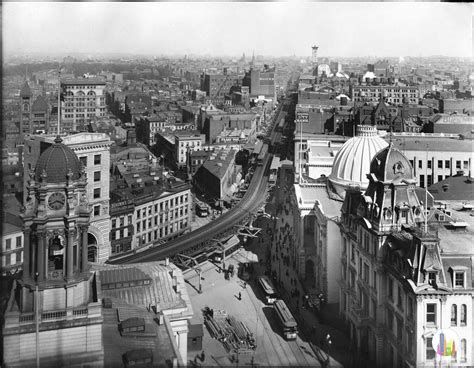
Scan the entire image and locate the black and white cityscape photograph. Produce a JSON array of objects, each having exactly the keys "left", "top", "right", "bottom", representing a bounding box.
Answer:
[{"left": 1, "top": 2, "right": 473, "bottom": 367}]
